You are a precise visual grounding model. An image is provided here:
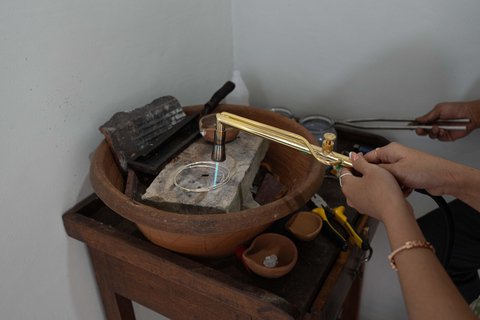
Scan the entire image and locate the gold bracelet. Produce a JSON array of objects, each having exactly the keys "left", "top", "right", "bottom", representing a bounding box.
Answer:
[{"left": 388, "top": 241, "right": 435, "bottom": 271}]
